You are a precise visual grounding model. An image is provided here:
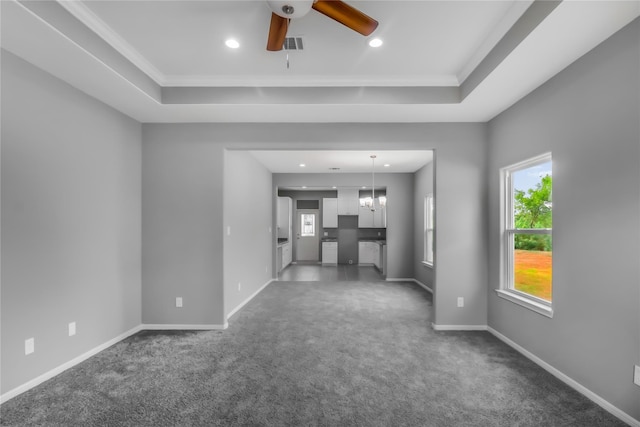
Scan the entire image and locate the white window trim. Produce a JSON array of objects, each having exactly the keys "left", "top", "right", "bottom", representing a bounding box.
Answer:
[{"left": 499, "top": 153, "right": 553, "bottom": 317}]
